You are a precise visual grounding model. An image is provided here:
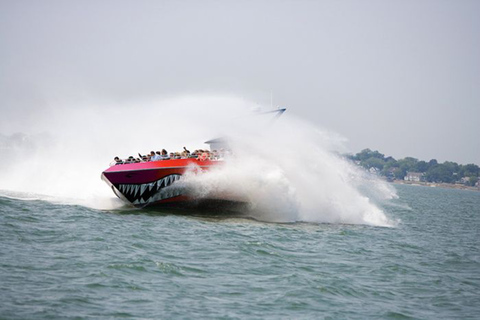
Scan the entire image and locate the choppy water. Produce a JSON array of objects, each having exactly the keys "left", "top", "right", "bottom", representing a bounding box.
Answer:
[{"left": 1, "top": 184, "right": 479, "bottom": 319}]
